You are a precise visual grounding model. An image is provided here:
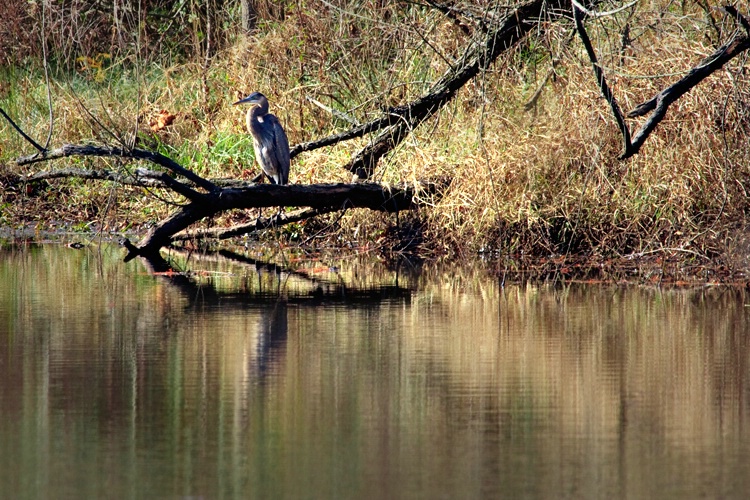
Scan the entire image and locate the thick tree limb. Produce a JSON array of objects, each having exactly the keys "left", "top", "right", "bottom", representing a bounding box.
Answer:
[
  {"left": 123, "top": 202, "right": 214, "bottom": 261},
  {"left": 211, "top": 182, "right": 428, "bottom": 212},
  {"left": 288, "top": 0, "right": 568, "bottom": 179},
  {"left": 122, "top": 182, "right": 435, "bottom": 261}
]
